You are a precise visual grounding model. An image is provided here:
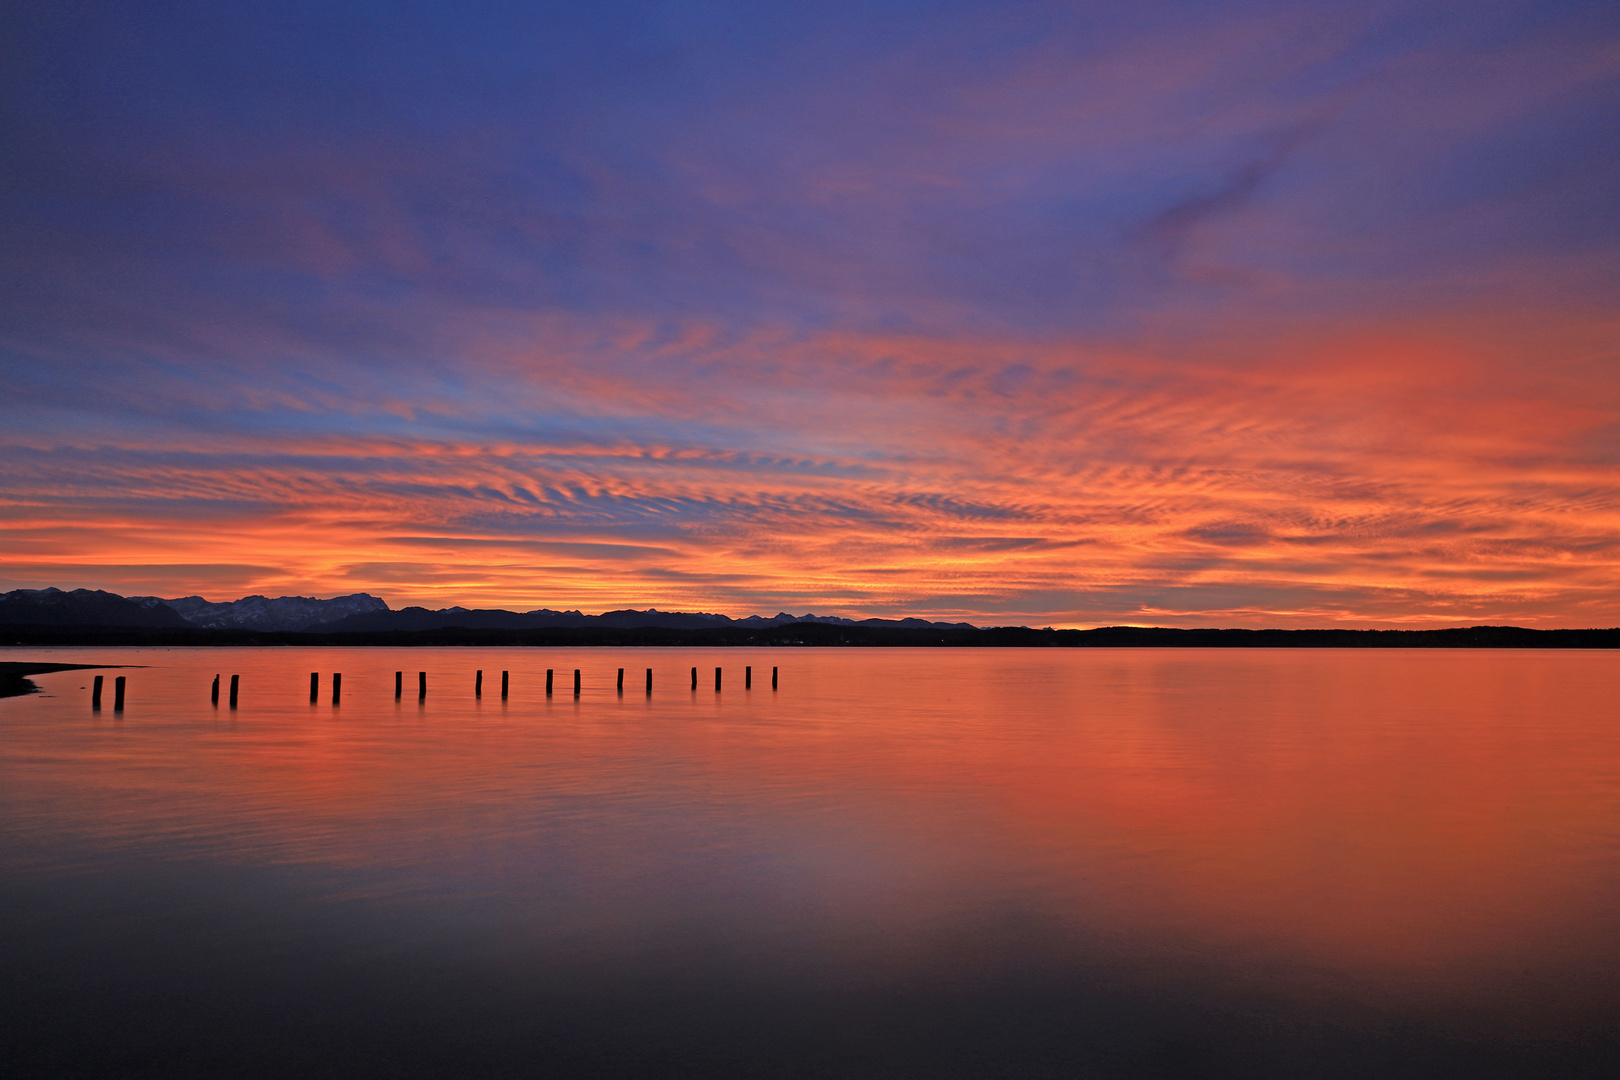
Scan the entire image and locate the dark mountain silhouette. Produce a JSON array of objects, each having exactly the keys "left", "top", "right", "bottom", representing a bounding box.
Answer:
[
  {"left": 314, "top": 605, "right": 978, "bottom": 633},
  {"left": 0, "top": 588, "right": 978, "bottom": 634},
  {"left": 129, "top": 592, "right": 388, "bottom": 631},
  {"left": 8, "top": 588, "right": 1616, "bottom": 648},
  {"left": 0, "top": 588, "right": 191, "bottom": 629},
  {"left": 317, "top": 606, "right": 591, "bottom": 632}
]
